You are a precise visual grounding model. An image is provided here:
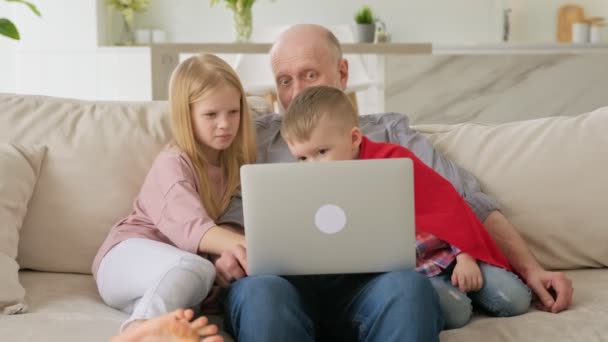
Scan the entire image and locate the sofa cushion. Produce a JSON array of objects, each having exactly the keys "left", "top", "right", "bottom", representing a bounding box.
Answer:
[
  {"left": 3, "top": 269, "right": 606, "bottom": 342},
  {"left": 0, "top": 271, "right": 232, "bottom": 342},
  {"left": 415, "top": 107, "right": 608, "bottom": 270},
  {"left": 441, "top": 269, "right": 608, "bottom": 342},
  {"left": 0, "top": 144, "right": 46, "bottom": 314}
]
